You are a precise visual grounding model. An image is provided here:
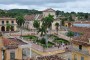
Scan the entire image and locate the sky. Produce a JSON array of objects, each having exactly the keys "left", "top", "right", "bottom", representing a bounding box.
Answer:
[{"left": 0, "top": 0, "right": 90, "bottom": 13}]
